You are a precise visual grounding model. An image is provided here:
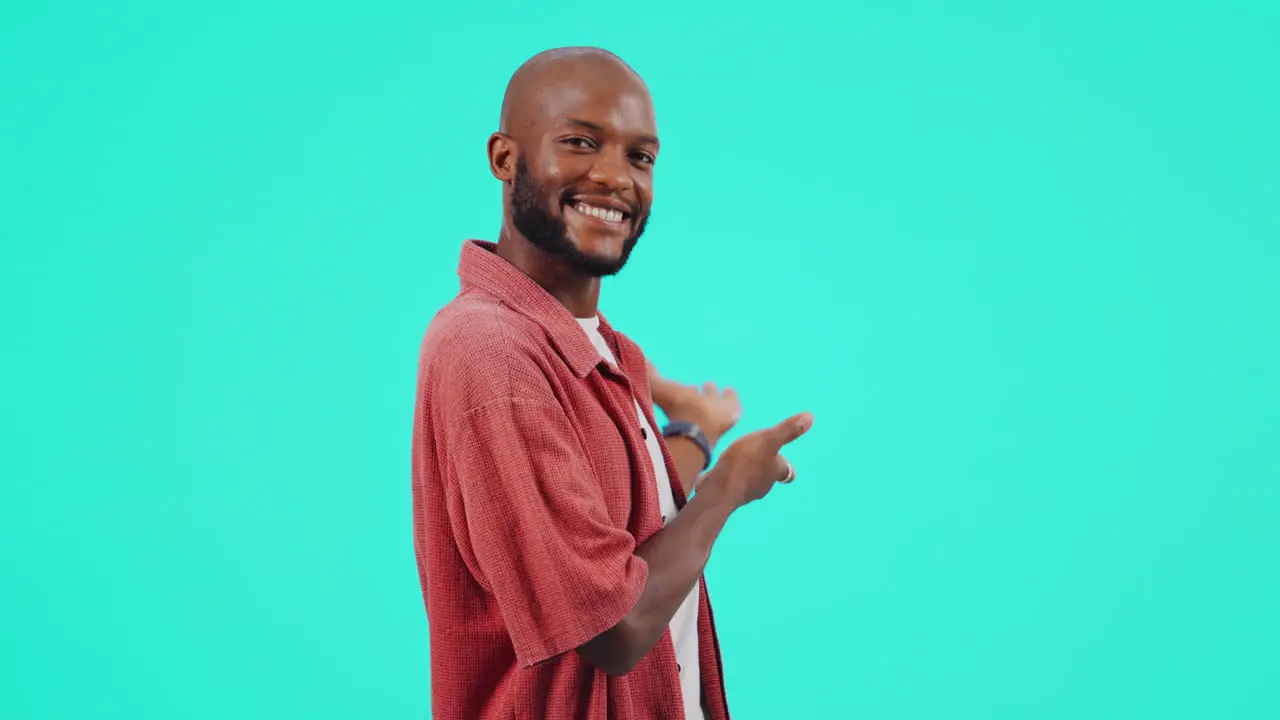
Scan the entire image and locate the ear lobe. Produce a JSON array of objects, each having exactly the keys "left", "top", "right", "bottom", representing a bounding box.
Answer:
[{"left": 488, "top": 133, "right": 515, "bottom": 182}]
